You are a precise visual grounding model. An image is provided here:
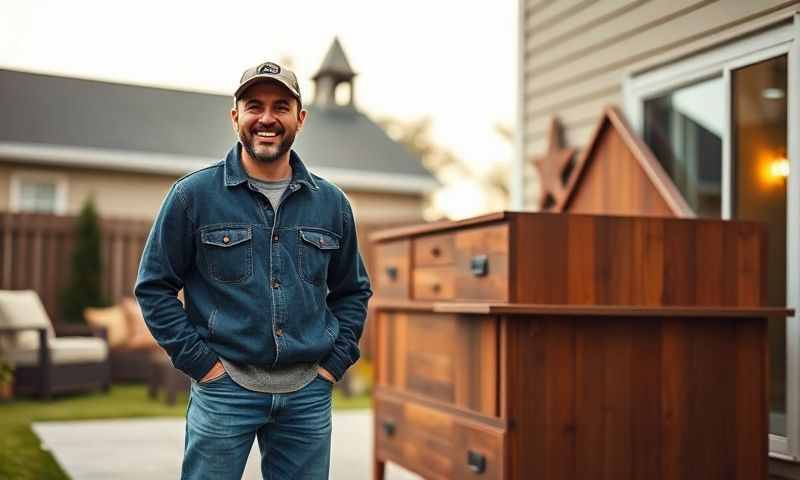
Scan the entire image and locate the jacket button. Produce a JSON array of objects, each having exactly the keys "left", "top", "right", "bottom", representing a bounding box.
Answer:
[
  {"left": 223, "top": 236, "right": 230, "bottom": 244},
  {"left": 272, "top": 234, "right": 279, "bottom": 242},
  {"left": 272, "top": 280, "right": 280, "bottom": 289},
  {"left": 275, "top": 328, "right": 284, "bottom": 336}
]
